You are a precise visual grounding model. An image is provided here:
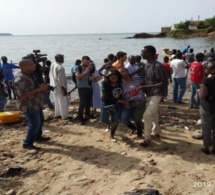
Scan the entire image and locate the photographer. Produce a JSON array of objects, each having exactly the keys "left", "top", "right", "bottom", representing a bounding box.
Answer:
[
  {"left": 23, "top": 52, "right": 54, "bottom": 109},
  {"left": 75, "top": 56, "right": 93, "bottom": 125},
  {"left": 49, "top": 54, "right": 69, "bottom": 120},
  {"left": 13, "top": 59, "right": 50, "bottom": 150}
]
